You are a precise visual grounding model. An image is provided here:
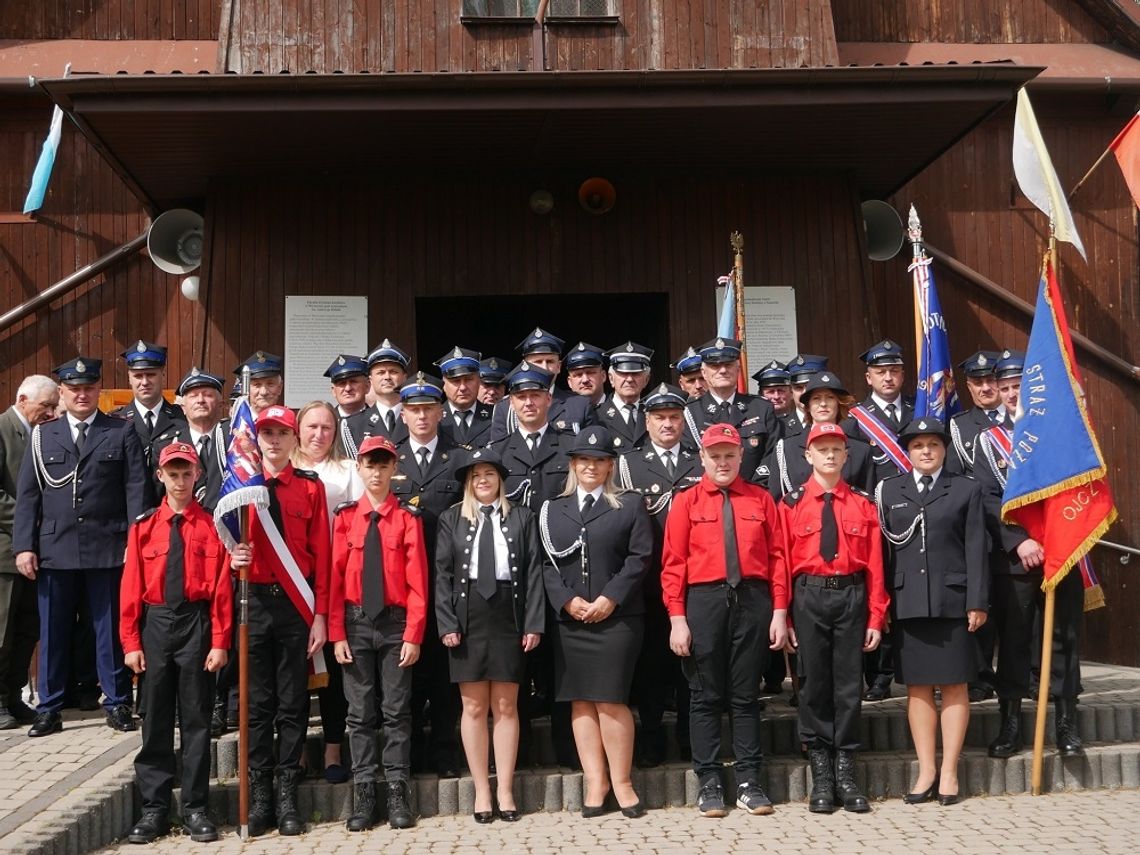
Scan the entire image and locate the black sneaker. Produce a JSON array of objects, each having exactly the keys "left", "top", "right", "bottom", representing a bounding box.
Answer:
[
  {"left": 736, "top": 781, "right": 774, "bottom": 815},
  {"left": 697, "top": 780, "right": 727, "bottom": 818}
]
